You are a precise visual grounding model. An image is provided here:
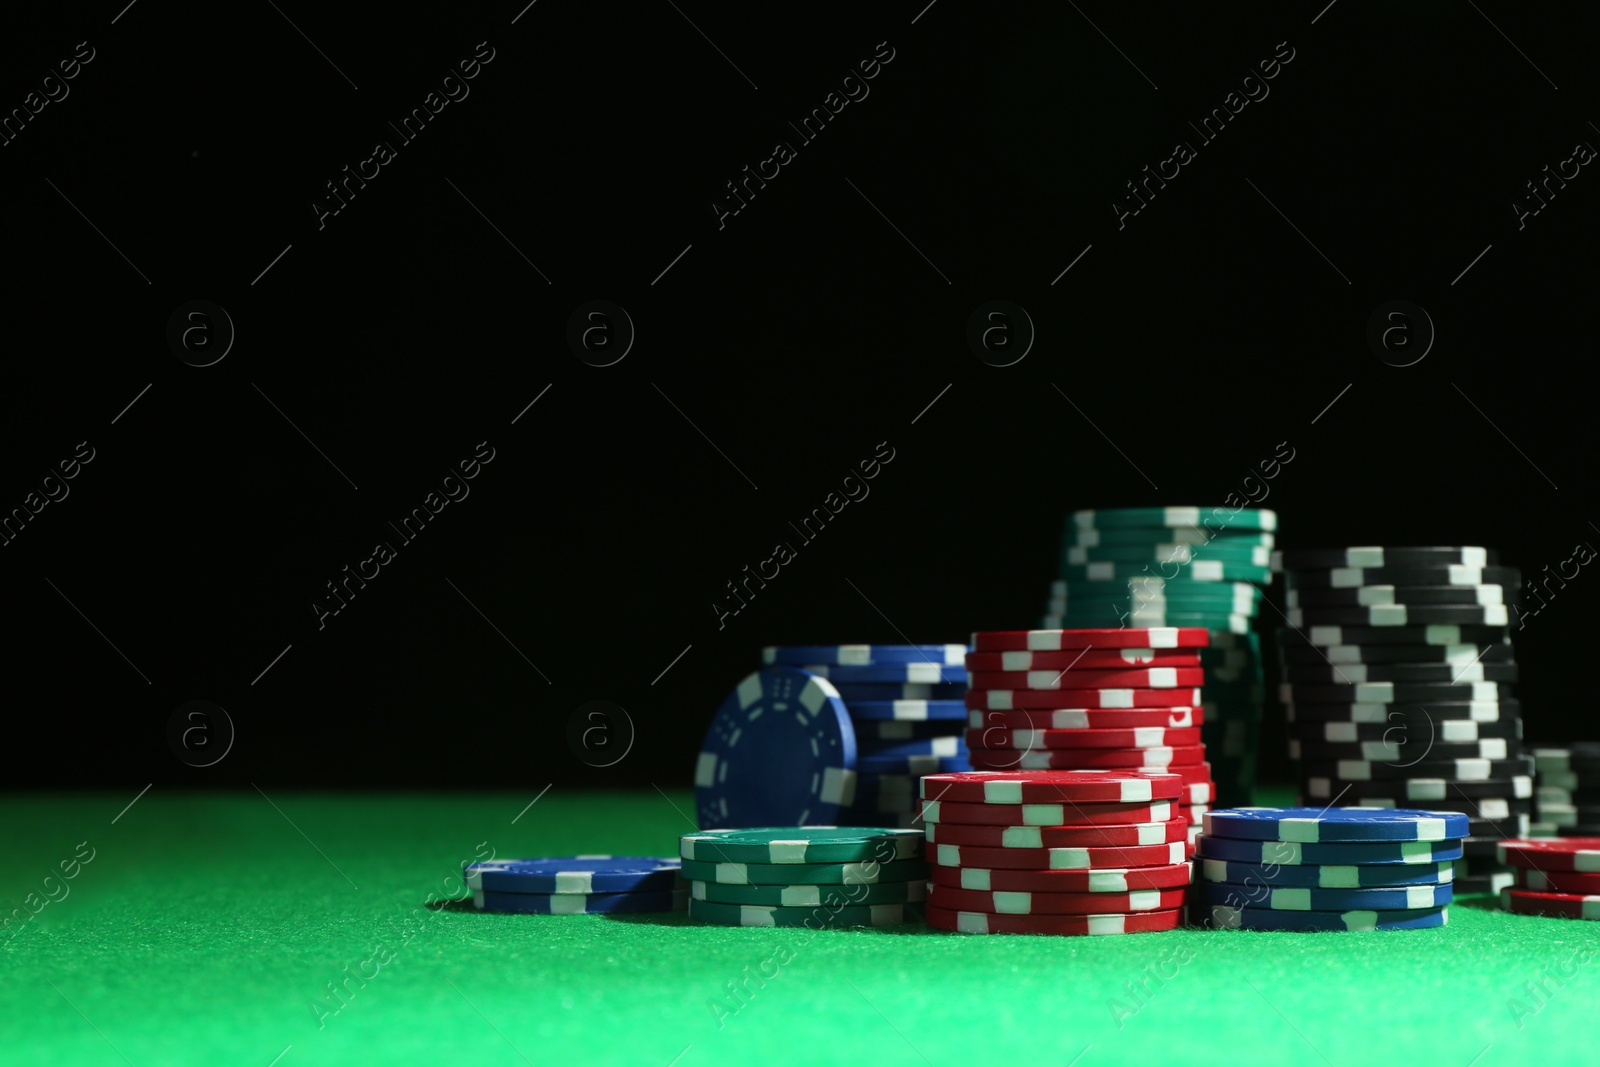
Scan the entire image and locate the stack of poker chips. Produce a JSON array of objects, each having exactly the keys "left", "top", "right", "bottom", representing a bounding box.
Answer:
[
  {"left": 765, "top": 644, "right": 972, "bottom": 828},
  {"left": 918, "top": 771, "right": 1191, "bottom": 935},
  {"left": 1272, "top": 546, "right": 1529, "bottom": 896},
  {"left": 679, "top": 827, "right": 925, "bottom": 927},
  {"left": 1192, "top": 807, "right": 1464, "bottom": 931},
  {"left": 1042, "top": 507, "right": 1277, "bottom": 806},
  {"left": 1530, "top": 745, "right": 1600, "bottom": 837},
  {"left": 1496, "top": 837, "right": 1600, "bottom": 920},
  {"left": 463, "top": 857, "right": 686, "bottom": 914},
  {"left": 964, "top": 628, "right": 1216, "bottom": 847}
]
